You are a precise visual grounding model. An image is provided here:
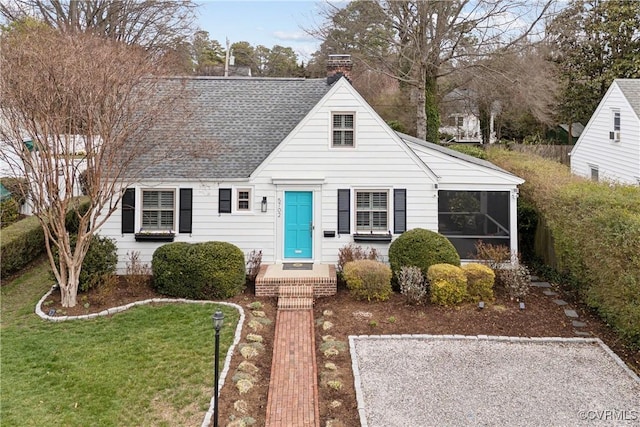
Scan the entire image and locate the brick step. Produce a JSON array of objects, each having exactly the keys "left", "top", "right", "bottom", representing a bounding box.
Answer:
[
  {"left": 277, "top": 297, "right": 314, "bottom": 311},
  {"left": 278, "top": 285, "right": 314, "bottom": 298}
]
